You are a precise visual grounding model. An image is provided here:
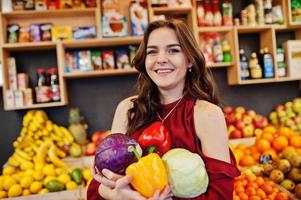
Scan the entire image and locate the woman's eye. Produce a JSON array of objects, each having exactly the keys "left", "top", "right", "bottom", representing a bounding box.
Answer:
[
  {"left": 147, "top": 50, "right": 157, "bottom": 55},
  {"left": 168, "top": 49, "right": 180, "bottom": 54}
]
